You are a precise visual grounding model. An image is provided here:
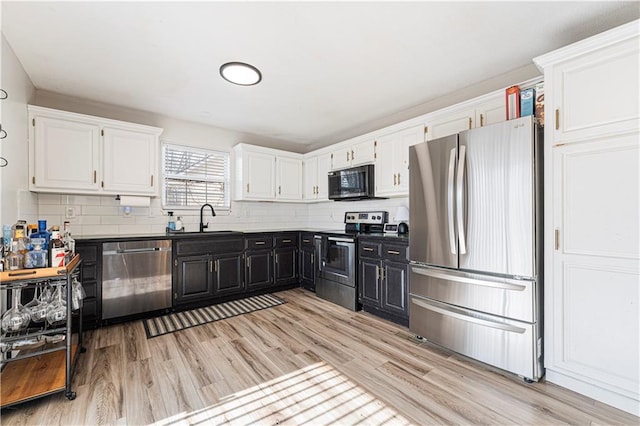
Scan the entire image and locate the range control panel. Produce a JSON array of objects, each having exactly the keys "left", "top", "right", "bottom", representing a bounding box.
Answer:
[{"left": 344, "top": 211, "right": 389, "bottom": 225}]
